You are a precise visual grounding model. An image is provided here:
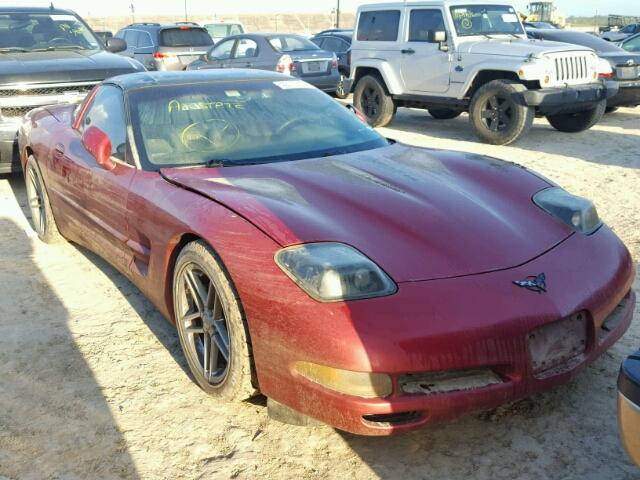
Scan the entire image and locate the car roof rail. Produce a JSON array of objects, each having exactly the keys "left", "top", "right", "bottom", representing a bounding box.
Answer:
[
  {"left": 128, "top": 22, "right": 161, "bottom": 27},
  {"left": 175, "top": 21, "right": 200, "bottom": 26}
]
